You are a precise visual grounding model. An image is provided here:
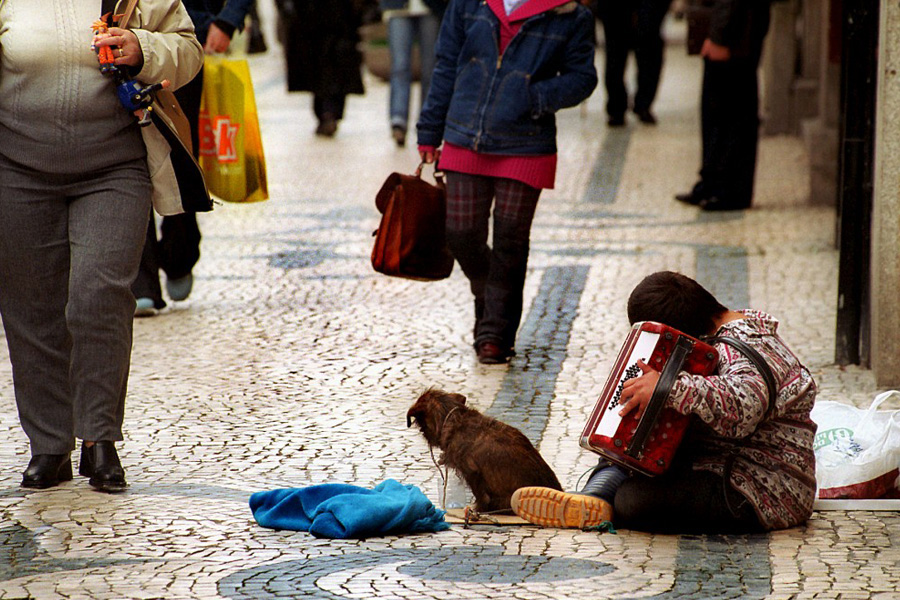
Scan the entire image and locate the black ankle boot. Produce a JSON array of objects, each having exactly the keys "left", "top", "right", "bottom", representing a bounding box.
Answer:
[
  {"left": 579, "top": 463, "right": 629, "bottom": 503},
  {"left": 79, "top": 441, "right": 127, "bottom": 493},
  {"left": 22, "top": 453, "right": 73, "bottom": 489}
]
